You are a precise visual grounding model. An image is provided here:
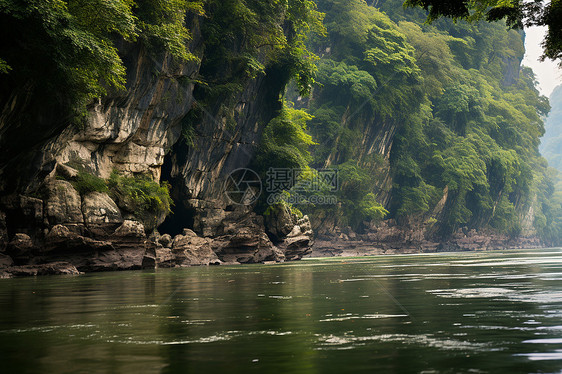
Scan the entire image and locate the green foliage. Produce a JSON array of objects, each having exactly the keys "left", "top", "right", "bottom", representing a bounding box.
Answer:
[
  {"left": 255, "top": 103, "right": 316, "bottom": 174},
  {"left": 334, "top": 161, "right": 388, "bottom": 228},
  {"left": 317, "top": 60, "right": 378, "bottom": 106},
  {"left": 0, "top": 0, "right": 203, "bottom": 120},
  {"left": 135, "top": 0, "right": 204, "bottom": 62},
  {"left": 489, "top": 195, "right": 520, "bottom": 236},
  {"left": 108, "top": 171, "right": 173, "bottom": 221},
  {"left": 398, "top": 22, "right": 459, "bottom": 98},
  {"left": 394, "top": 182, "right": 441, "bottom": 218},
  {"left": 0, "top": 0, "right": 135, "bottom": 118},
  {"left": 253, "top": 105, "right": 314, "bottom": 215},
  {"left": 403, "top": 0, "right": 562, "bottom": 67},
  {"left": 197, "top": 0, "right": 325, "bottom": 103},
  {"left": 434, "top": 83, "right": 482, "bottom": 135},
  {"left": 0, "top": 58, "right": 11, "bottom": 74},
  {"left": 312, "top": 0, "right": 424, "bottom": 119},
  {"left": 72, "top": 171, "right": 109, "bottom": 195},
  {"left": 533, "top": 167, "right": 562, "bottom": 244},
  {"left": 362, "top": 20, "right": 420, "bottom": 83},
  {"left": 295, "top": 0, "right": 559, "bottom": 241},
  {"left": 337, "top": 161, "right": 376, "bottom": 202},
  {"left": 264, "top": 198, "right": 304, "bottom": 220},
  {"left": 368, "top": 0, "right": 556, "bottom": 237},
  {"left": 64, "top": 168, "right": 172, "bottom": 226},
  {"left": 541, "top": 0, "right": 562, "bottom": 64},
  {"left": 286, "top": 0, "right": 425, "bottom": 230},
  {"left": 359, "top": 193, "right": 389, "bottom": 222}
]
